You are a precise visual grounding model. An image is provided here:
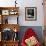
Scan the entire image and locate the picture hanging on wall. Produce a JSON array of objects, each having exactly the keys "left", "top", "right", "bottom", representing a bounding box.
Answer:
[{"left": 25, "top": 7, "right": 37, "bottom": 21}]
